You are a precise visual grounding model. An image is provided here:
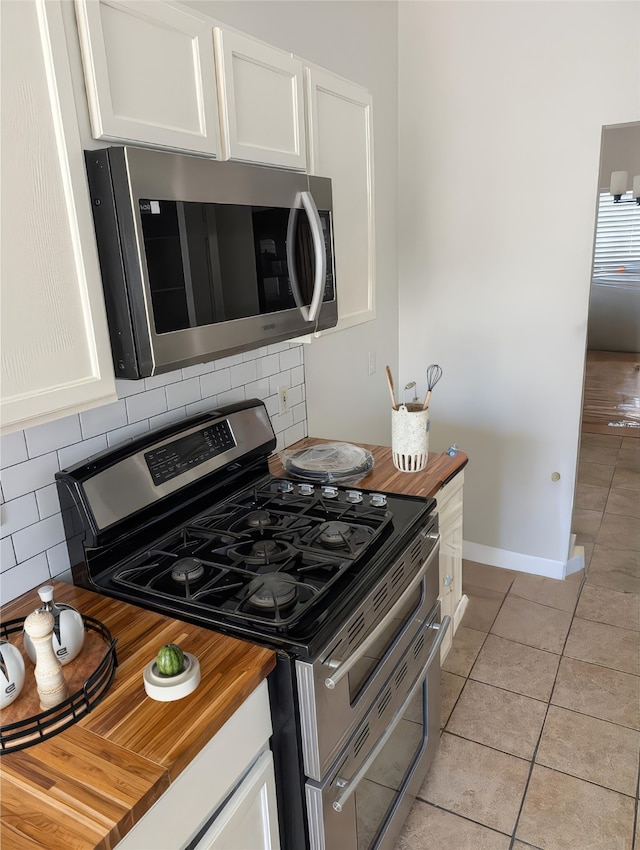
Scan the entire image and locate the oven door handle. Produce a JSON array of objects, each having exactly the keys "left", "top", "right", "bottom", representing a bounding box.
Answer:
[
  {"left": 324, "top": 533, "right": 440, "bottom": 690},
  {"left": 332, "top": 614, "right": 451, "bottom": 813}
]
